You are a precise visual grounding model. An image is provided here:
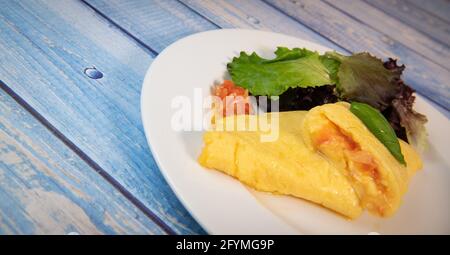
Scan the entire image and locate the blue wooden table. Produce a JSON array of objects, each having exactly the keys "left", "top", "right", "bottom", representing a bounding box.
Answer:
[{"left": 0, "top": 0, "right": 449, "bottom": 234}]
